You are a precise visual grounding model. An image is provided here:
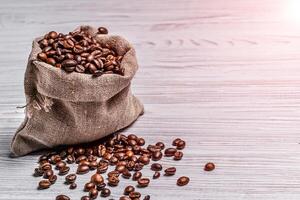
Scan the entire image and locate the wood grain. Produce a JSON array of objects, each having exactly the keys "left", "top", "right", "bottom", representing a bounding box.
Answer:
[{"left": 1, "top": 0, "right": 300, "bottom": 199}]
